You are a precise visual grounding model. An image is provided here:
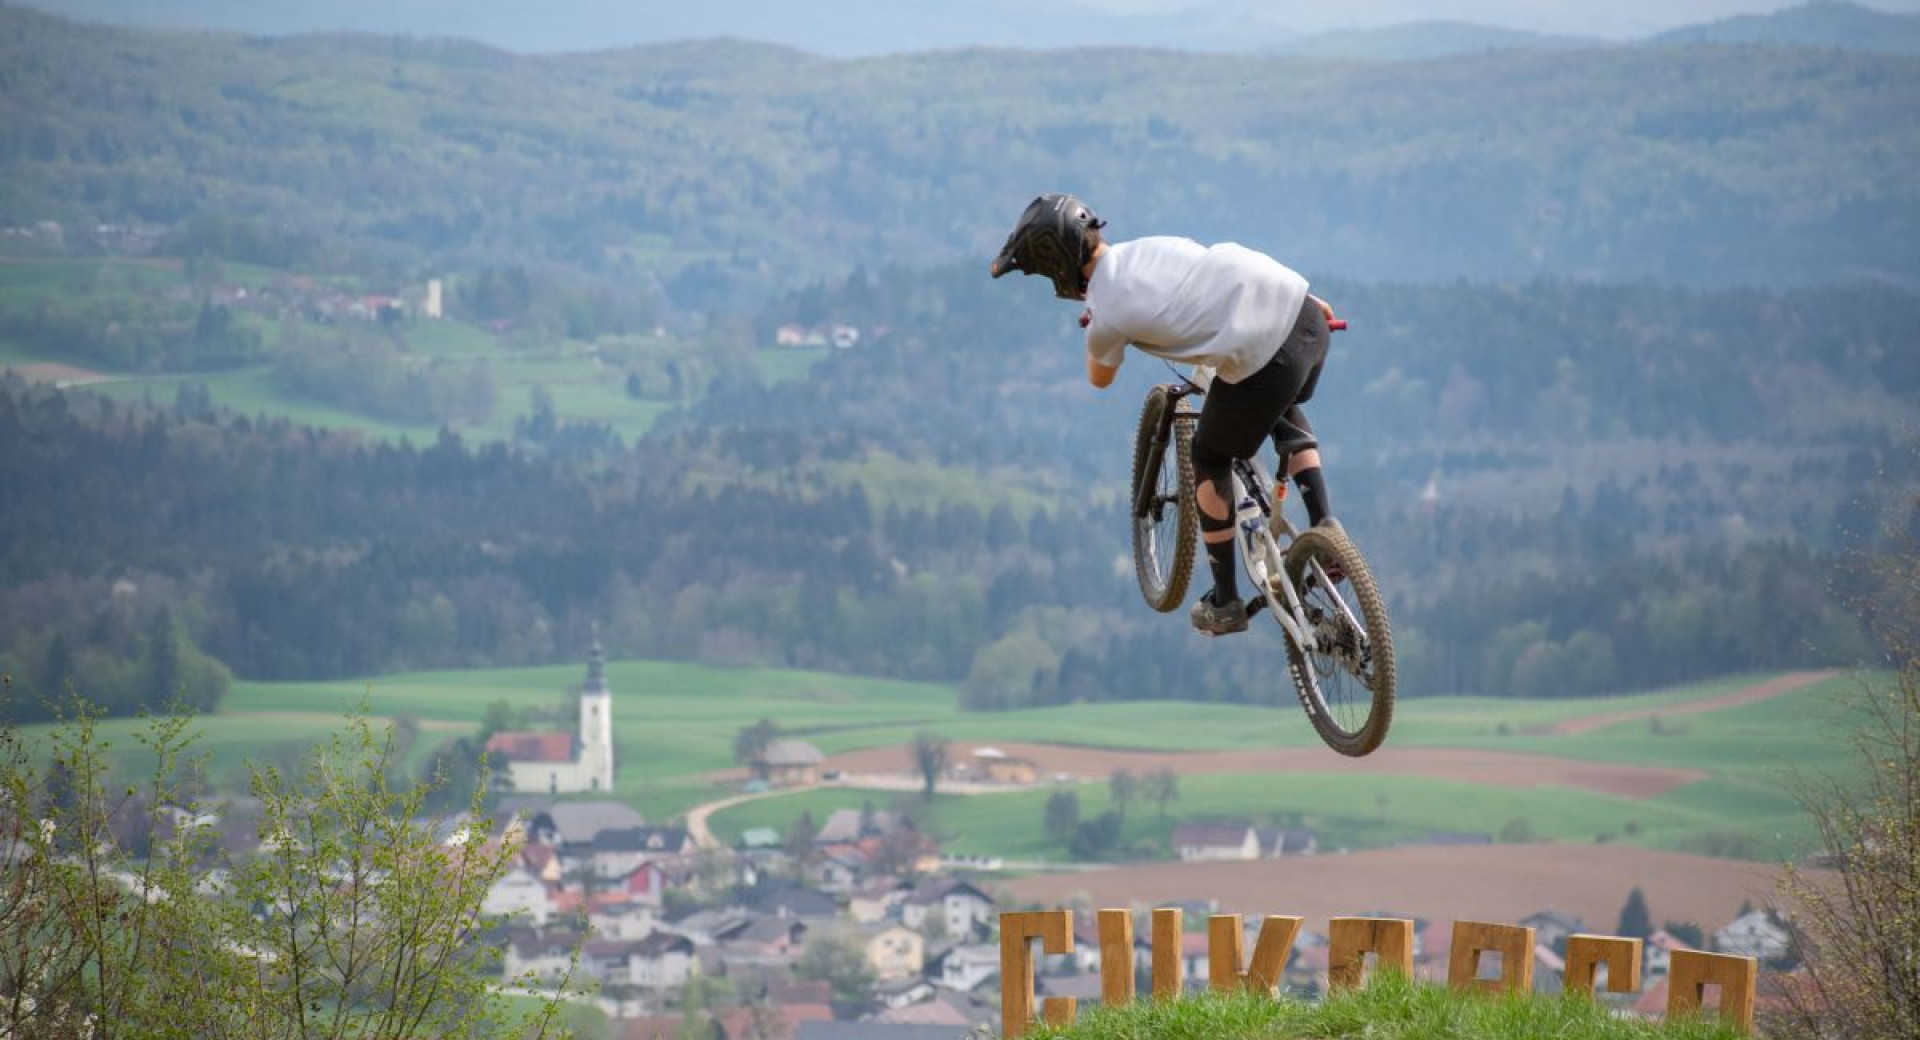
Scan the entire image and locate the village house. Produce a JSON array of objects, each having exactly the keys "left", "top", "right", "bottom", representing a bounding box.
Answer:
[
  {"left": 764, "top": 739, "right": 825, "bottom": 787},
  {"left": 503, "top": 927, "right": 577, "bottom": 983},
  {"left": 719, "top": 915, "right": 809, "bottom": 967},
  {"left": 1172, "top": 821, "right": 1261, "bottom": 862},
  {"left": 748, "top": 879, "right": 841, "bottom": 920},
  {"left": 482, "top": 866, "right": 556, "bottom": 926},
  {"left": 1262, "top": 826, "right": 1319, "bottom": 857},
  {"left": 582, "top": 938, "right": 642, "bottom": 984},
  {"left": 666, "top": 908, "right": 753, "bottom": 946},
  {"left": 930, "top": 943, "right": 999, "bottom": 992},
  {"left": 588, "top": 900, "right": 658, "bottom": 940},
  {"left": 589, "top": 825, "right": 694, "bottom": 878},
  {"left": 818, "top": 807, "right": 900, "bottom": 844},
  {"left": 808, "top": 846, "right": 868, "bottom": 892},
  {"left": 629, "top": 932, "right": 697, "bottom": 989},
  {"left": 616, "top": 859, "right": 671, "bottom": 909},
  {"left": 849, "top": 877, "right": 912, "bottom": 924},
  {"left": 519, "top": 842, "right": 564, "bottom": 884},
  {"left": 512, "top": 799, "right": 646, "bottom": 849},
  {"left": 1713, "top": 909, "right": 1792, "bottom": 961},
  {"left": 899, "top": 878, "right": 996, "bottom": 939},
  {"left": 739, "top": 826, "right": 784, "bottom": 851},
  {"left": 862, "top": 923, "right": 926, "bottom": 981},
  {"left": 965, "top": 747, "right": 1037, "bottom": 785}
]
